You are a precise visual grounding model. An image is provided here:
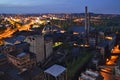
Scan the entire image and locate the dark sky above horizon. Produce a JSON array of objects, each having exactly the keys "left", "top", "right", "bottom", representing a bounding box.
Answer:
[{"left": 0, "top": 0, "right": 120, "bottom": 14}]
